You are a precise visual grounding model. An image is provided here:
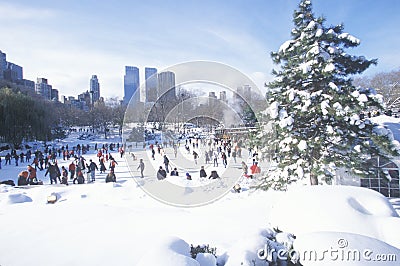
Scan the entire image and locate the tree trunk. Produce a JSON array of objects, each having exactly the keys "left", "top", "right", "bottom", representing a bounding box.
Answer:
[{"left": 310, "top": 174, "right": 318, "bottom": 185}]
